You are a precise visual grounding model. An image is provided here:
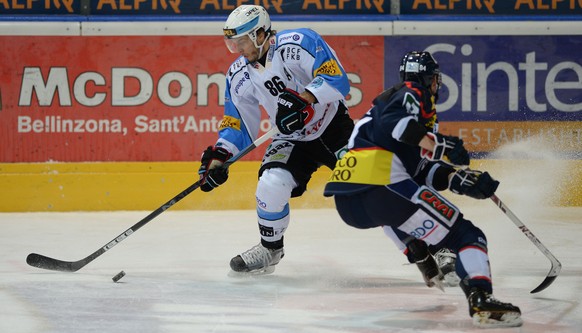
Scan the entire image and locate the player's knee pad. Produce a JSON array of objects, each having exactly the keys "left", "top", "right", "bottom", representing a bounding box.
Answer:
[
  {"left": 256, "top": 168, "right": 297, "bottom": 213},
  {"left": 256, "top": 168, "right": 296, "bottom": 243}
]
